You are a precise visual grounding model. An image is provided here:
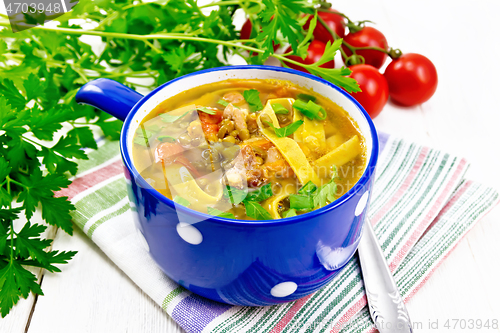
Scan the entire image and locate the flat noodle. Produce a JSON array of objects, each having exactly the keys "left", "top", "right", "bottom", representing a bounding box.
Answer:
[
  {"left": 314, "top": 135, "right": 362, "bottom": 176},
  {"left": 302, "top": 116, "right": 326, "bottom": 152},
  {"left": 164, "top": 163, "right": 223, "bottom": 213},
  {"left": 292, "top": 105, "right": 304, "bottom": 142},
  {"left": 258, "top": 100, "right": 321, "bottom": 187},
  {"left": 292, "top": 102, "right": 325, "bottom": 153},
  {"left": 262, "top": 182, "right": 296, "bottom": 219}
]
